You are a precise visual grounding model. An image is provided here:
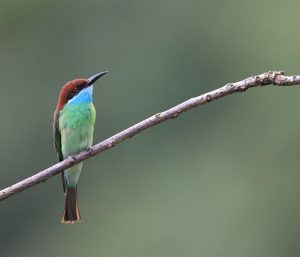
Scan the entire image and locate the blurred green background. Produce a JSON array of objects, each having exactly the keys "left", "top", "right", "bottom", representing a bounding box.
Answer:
[{"left": 1, "top": 0, "right": 300, "bottom": 256}]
